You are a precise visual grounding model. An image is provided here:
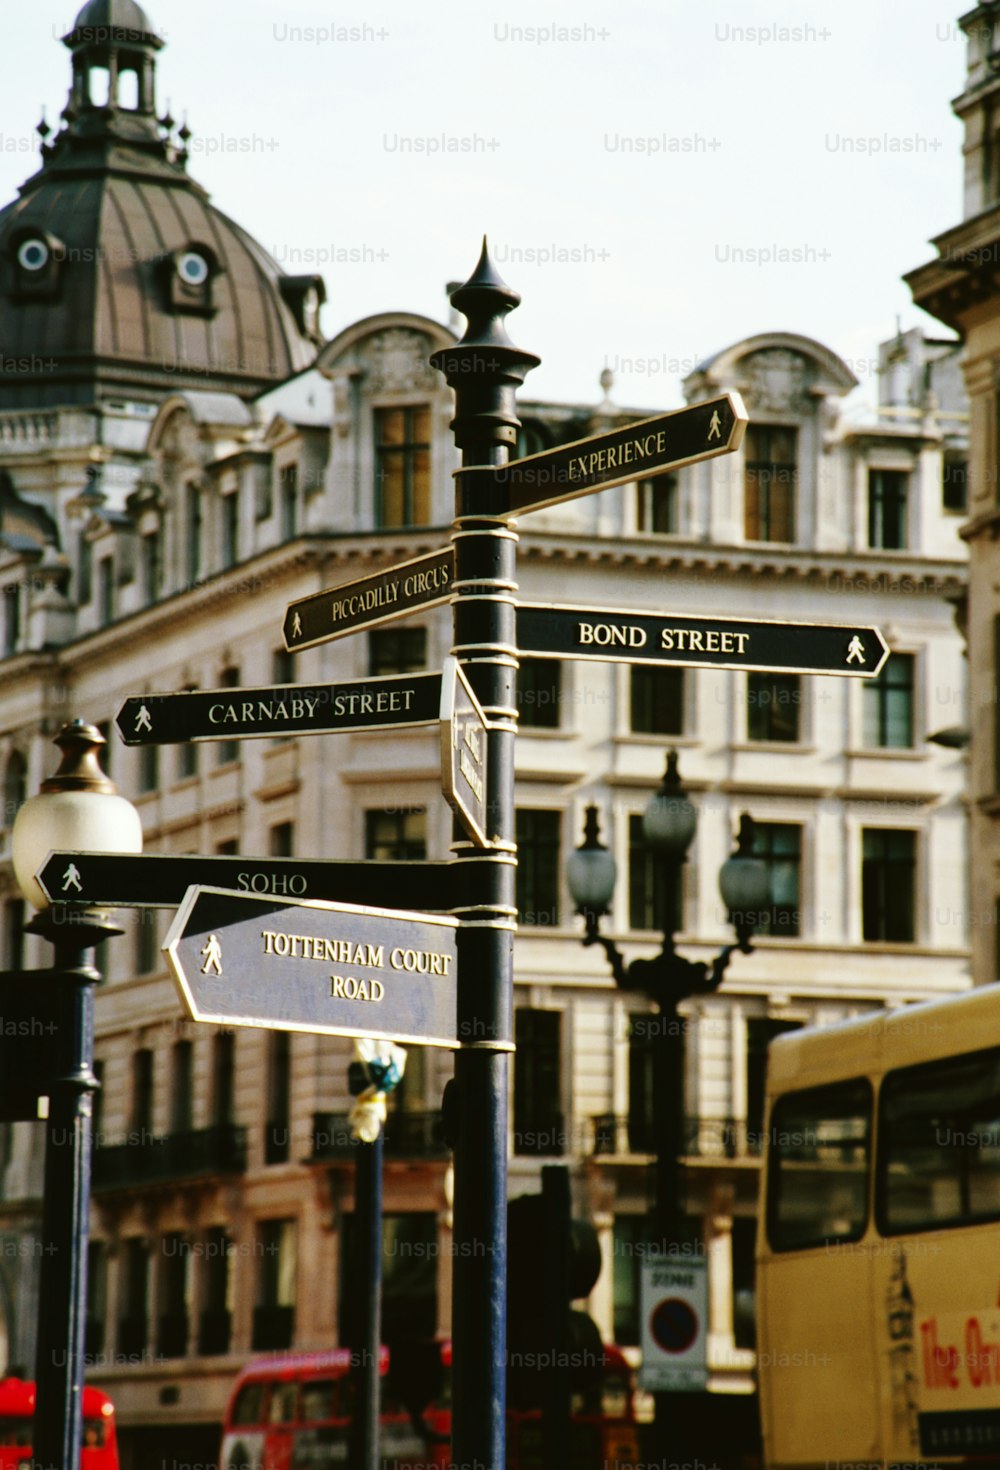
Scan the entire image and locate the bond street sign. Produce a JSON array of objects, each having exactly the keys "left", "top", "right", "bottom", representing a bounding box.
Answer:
[
  {"left": 516, "top": 603, "right": 889, "bottom": 677},
  {"left": 117, "top": 672, "right": 442, "bottom": 744},
  {"left": 164, "top": 886, "right": 460, "bottom": 1049},
  {"left": 283, "top": 547, "right": 454, "bottom": 652},
  {"left": 36, "top": 851, "right": 458, "bottom": 912},
  {"left": 441, "top": 657, "right": 490, "bottom": 847},
  {"left": 460, "top": 393, "right": 747, "bottom": 518}
]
